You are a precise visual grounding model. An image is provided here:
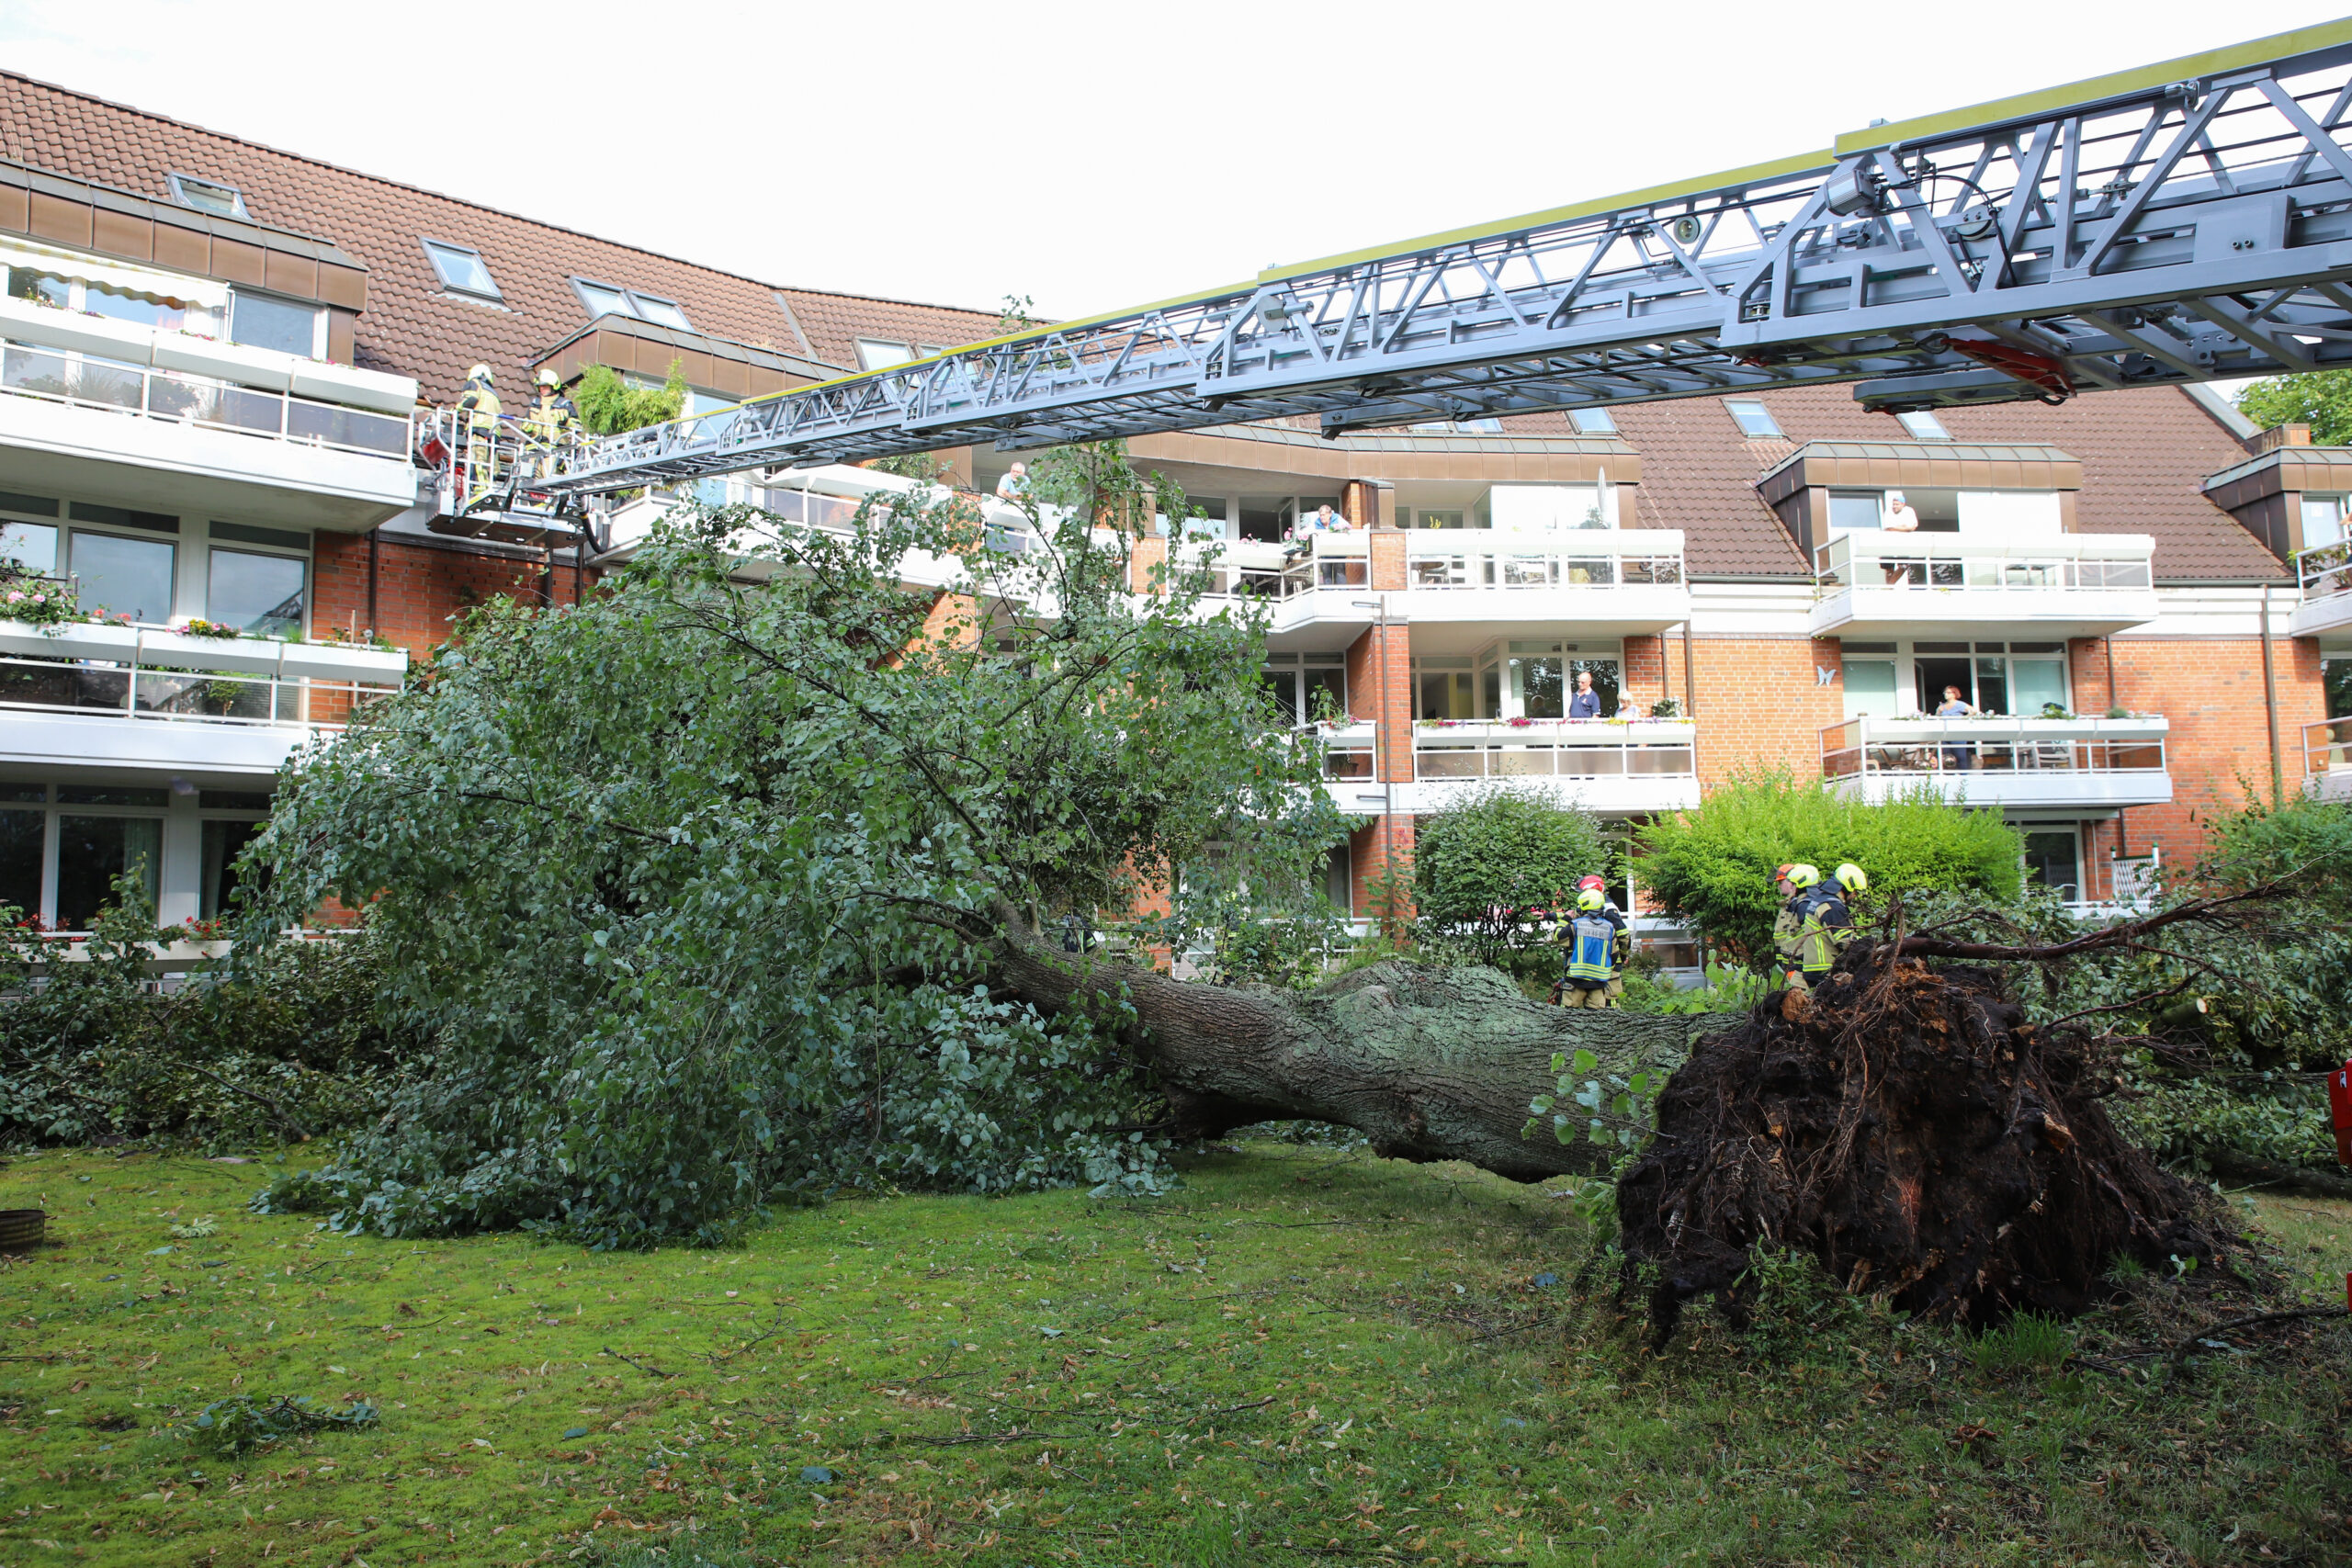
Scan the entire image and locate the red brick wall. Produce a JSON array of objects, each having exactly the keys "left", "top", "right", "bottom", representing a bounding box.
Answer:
[
  {"left": 1344, "top": 624, "right": 1414, "bottom": 783},
  {"left": 1691, "top": 636, "right": 1848, "bottom": 785},
  {"left": 1622, "top": 634, "right": 1667, "bottom": 714},
  {"left": 313, "top": 532, "right": 592, "bottom": 657},
  {"left": 2105, "top": 633, "right": 2328, "bottom": 871},
  {"left": 1349, "top": 816, "right": 1416, "bottom": 929}
]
